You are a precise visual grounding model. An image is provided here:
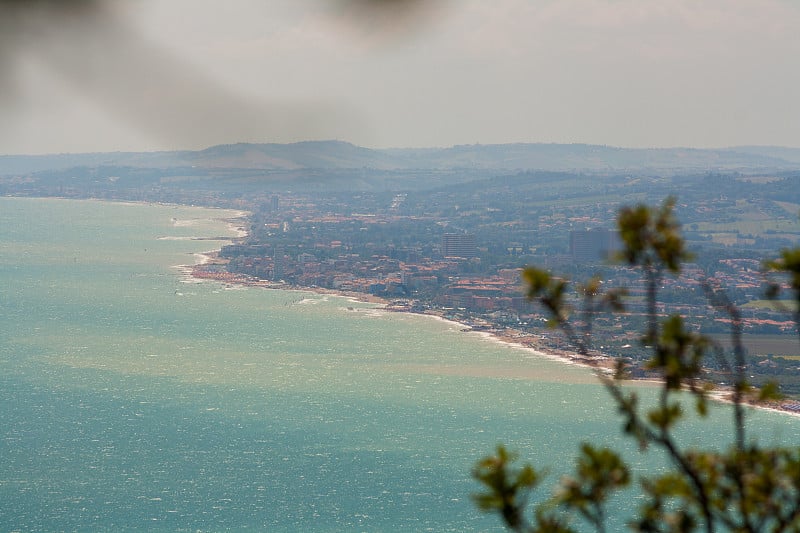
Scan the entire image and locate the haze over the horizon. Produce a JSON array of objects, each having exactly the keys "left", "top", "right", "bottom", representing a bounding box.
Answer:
[{"left": 2, "top": 0, "right": 799, "bottom": 155}]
